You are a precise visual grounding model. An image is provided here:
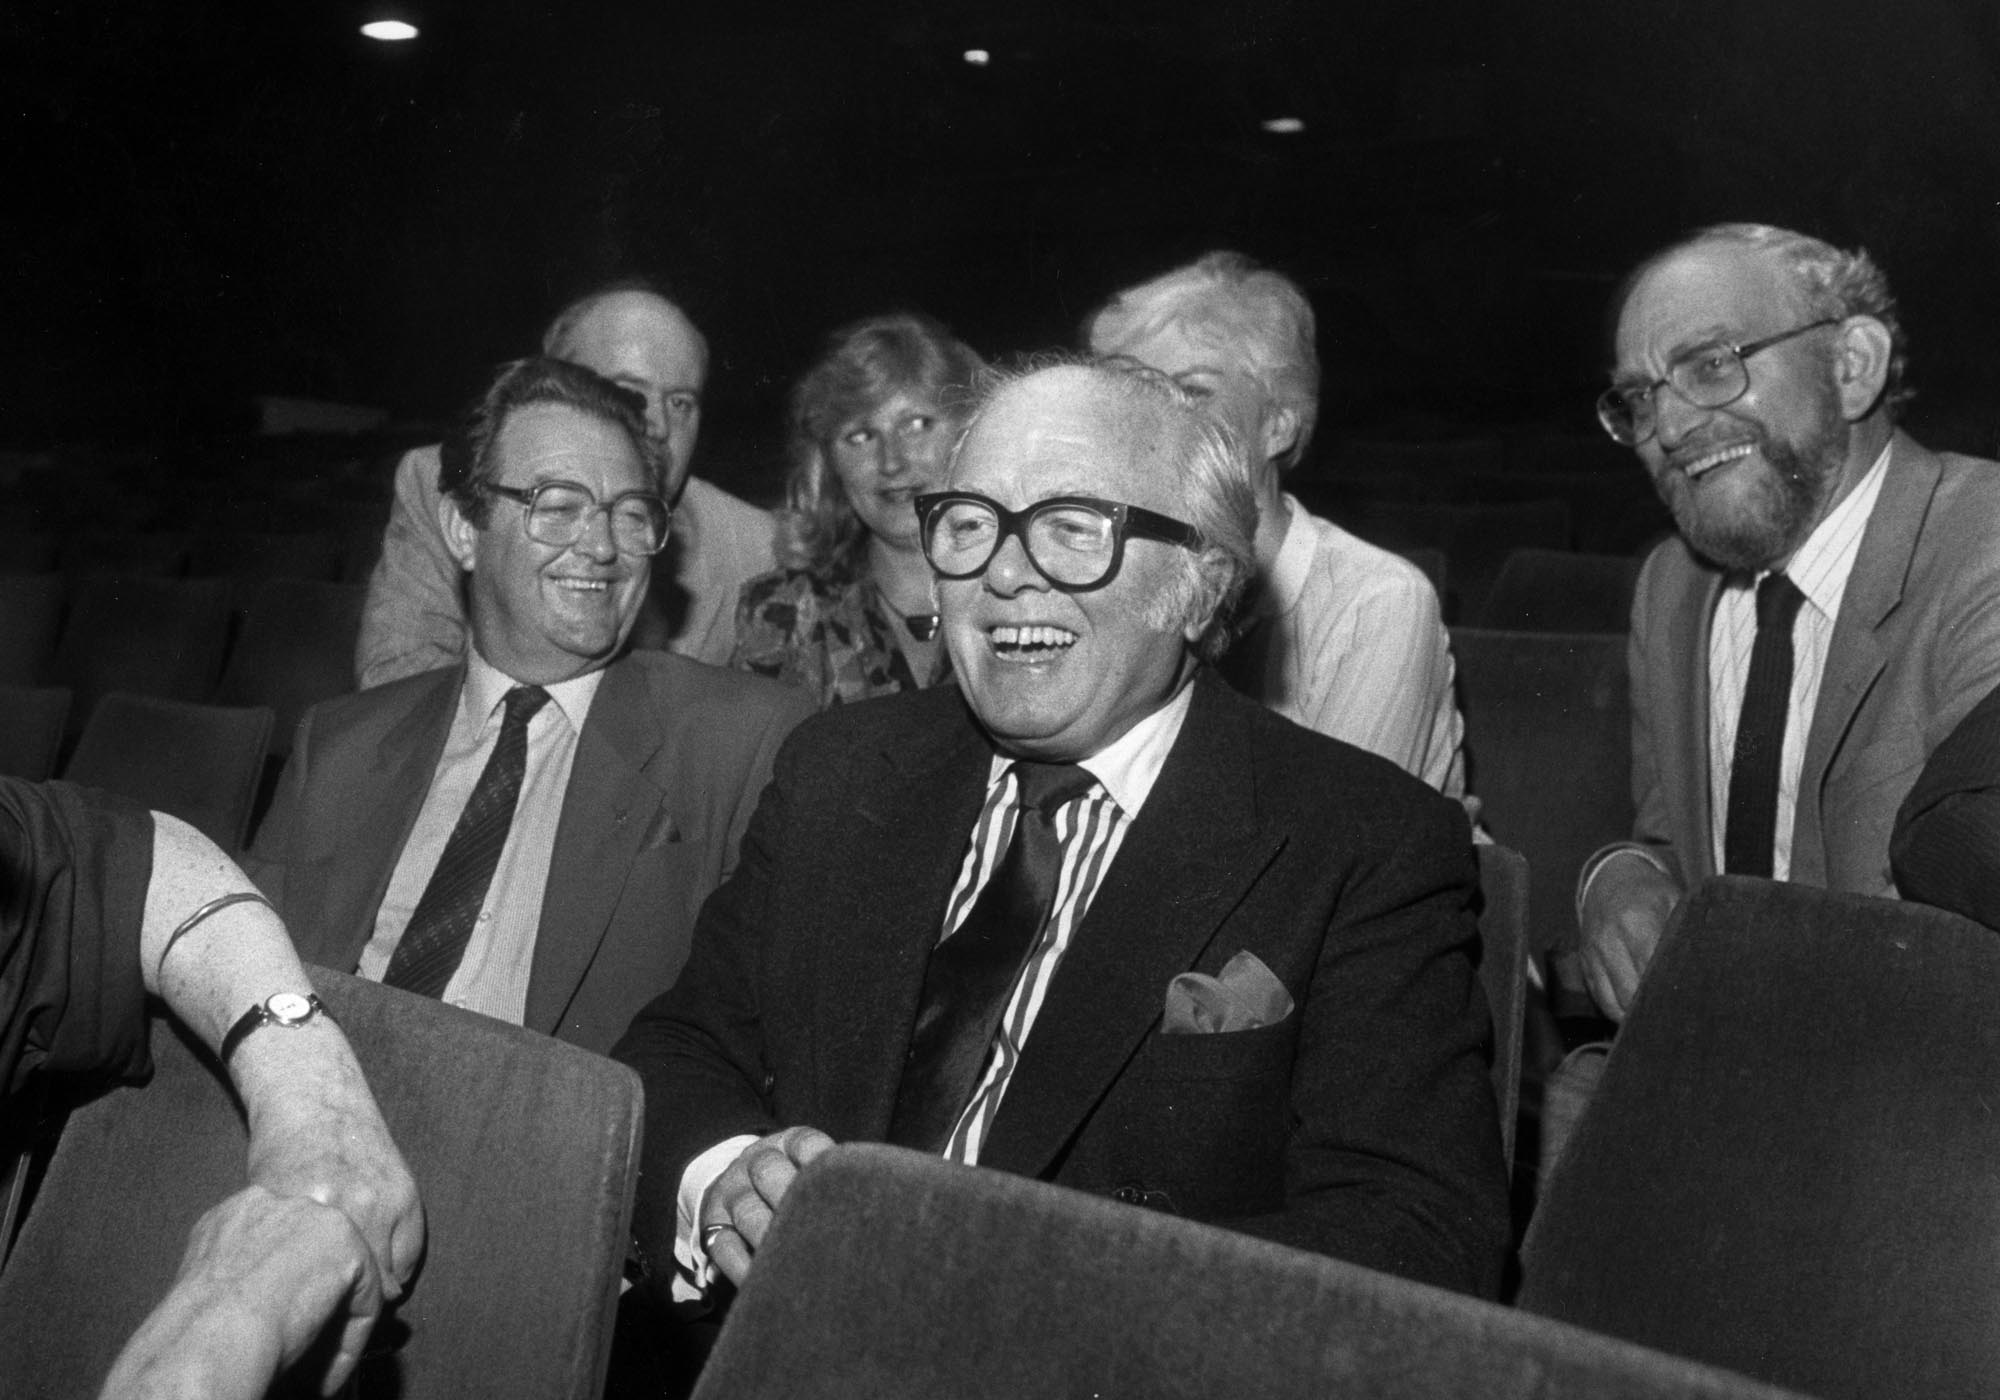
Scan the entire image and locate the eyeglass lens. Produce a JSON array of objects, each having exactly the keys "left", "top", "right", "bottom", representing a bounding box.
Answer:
[
  {"left": 523, "top": 483, "right": 668, "bottom": 555},
  {"left": 1599, "top": 345, "right": 1751, "bottom": 445},
  {"left": 926, "top": 499, "right": 1119, "bottom": 587}
]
